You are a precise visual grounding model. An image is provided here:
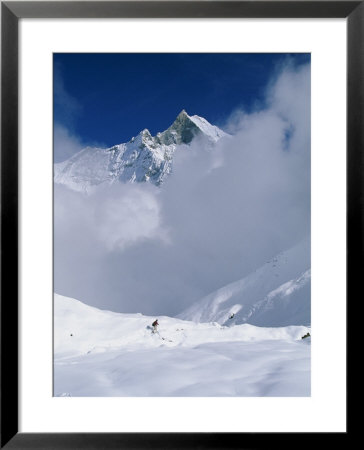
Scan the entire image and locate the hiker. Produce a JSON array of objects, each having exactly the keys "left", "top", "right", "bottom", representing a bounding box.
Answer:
[{"left": 152, "top": 319, "right": 159, "bottom": 333}]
